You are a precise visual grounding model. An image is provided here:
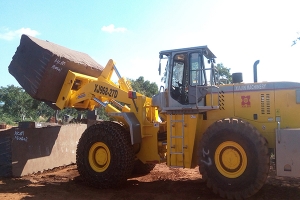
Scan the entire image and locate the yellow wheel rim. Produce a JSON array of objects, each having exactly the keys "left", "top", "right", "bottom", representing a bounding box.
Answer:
[
  {"left": 215, "top": 141, "right": 247, "bottom": 178},
  {"left": 88, "top": 142, "right": 111, "bottom": 172}
]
